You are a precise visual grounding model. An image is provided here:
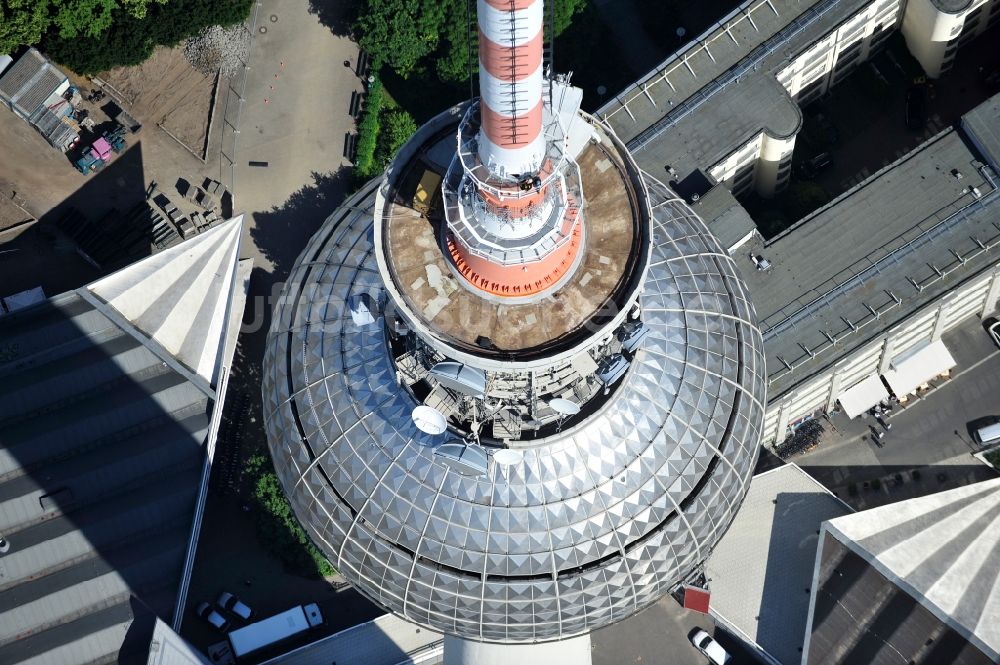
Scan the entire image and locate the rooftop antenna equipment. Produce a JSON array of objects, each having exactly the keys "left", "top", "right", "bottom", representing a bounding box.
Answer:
[{"left": 412, "top": 405, "right": 448, "bottom": 435}]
